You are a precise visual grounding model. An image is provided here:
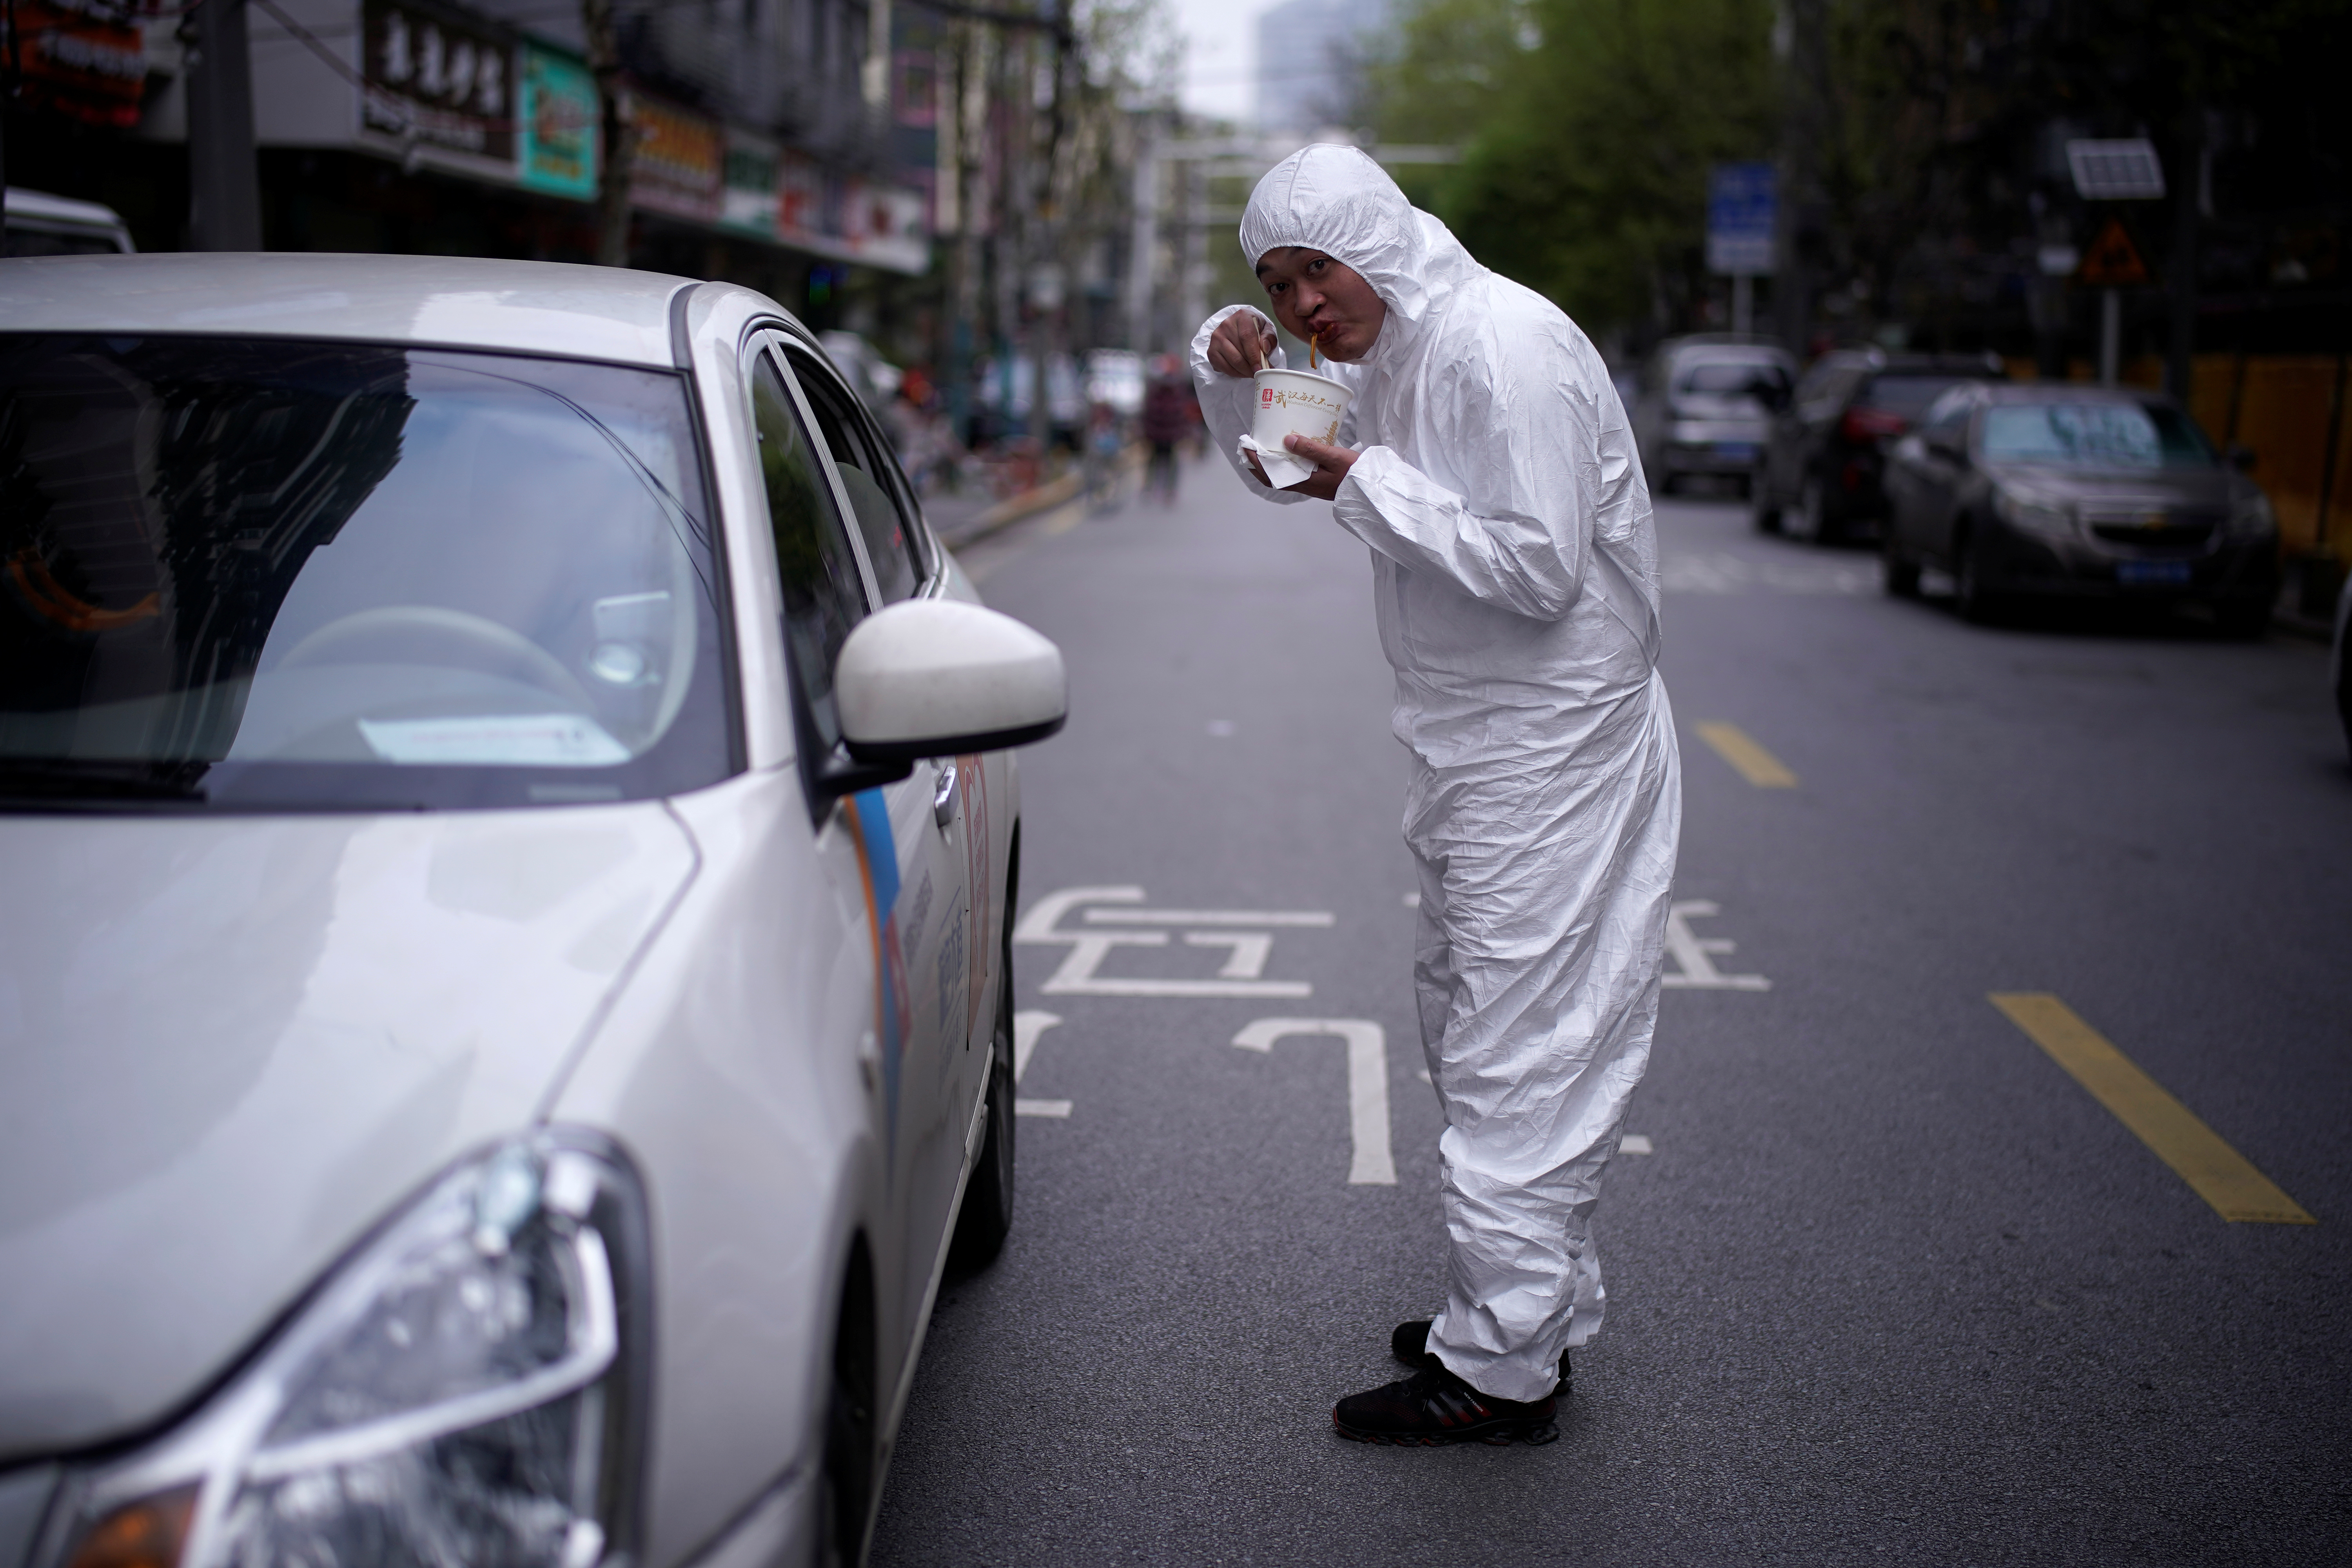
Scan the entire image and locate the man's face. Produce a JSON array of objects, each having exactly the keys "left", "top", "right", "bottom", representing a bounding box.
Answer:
[{"left": 1254, "top": 248, "right": 1387, "bottom": 363}]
